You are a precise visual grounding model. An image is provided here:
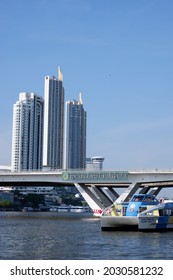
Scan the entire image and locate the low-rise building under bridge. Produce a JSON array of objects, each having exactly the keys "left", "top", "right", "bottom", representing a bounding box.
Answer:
[{"left": 0, "top": 170, "right": 173, "bottom": 215}]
